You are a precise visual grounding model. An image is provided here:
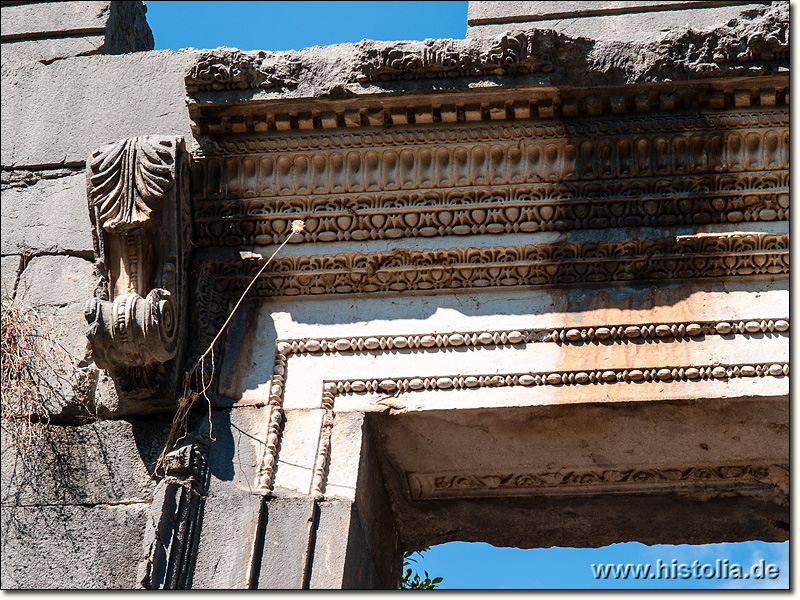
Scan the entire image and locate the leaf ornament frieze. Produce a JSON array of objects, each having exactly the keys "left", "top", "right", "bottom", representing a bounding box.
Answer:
[
  {"left": 198, "top": 232, "right": 788, "bottom": 300},
  {"left": 193, "top": 176, "right": 788, "bottom": 247}
]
